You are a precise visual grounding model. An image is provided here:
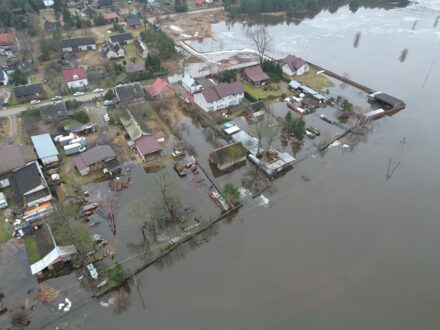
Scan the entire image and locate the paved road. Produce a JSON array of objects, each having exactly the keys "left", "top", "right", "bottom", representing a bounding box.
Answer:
[{"left": 0, "top": 92, "right": 99, "bottom": 117}]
